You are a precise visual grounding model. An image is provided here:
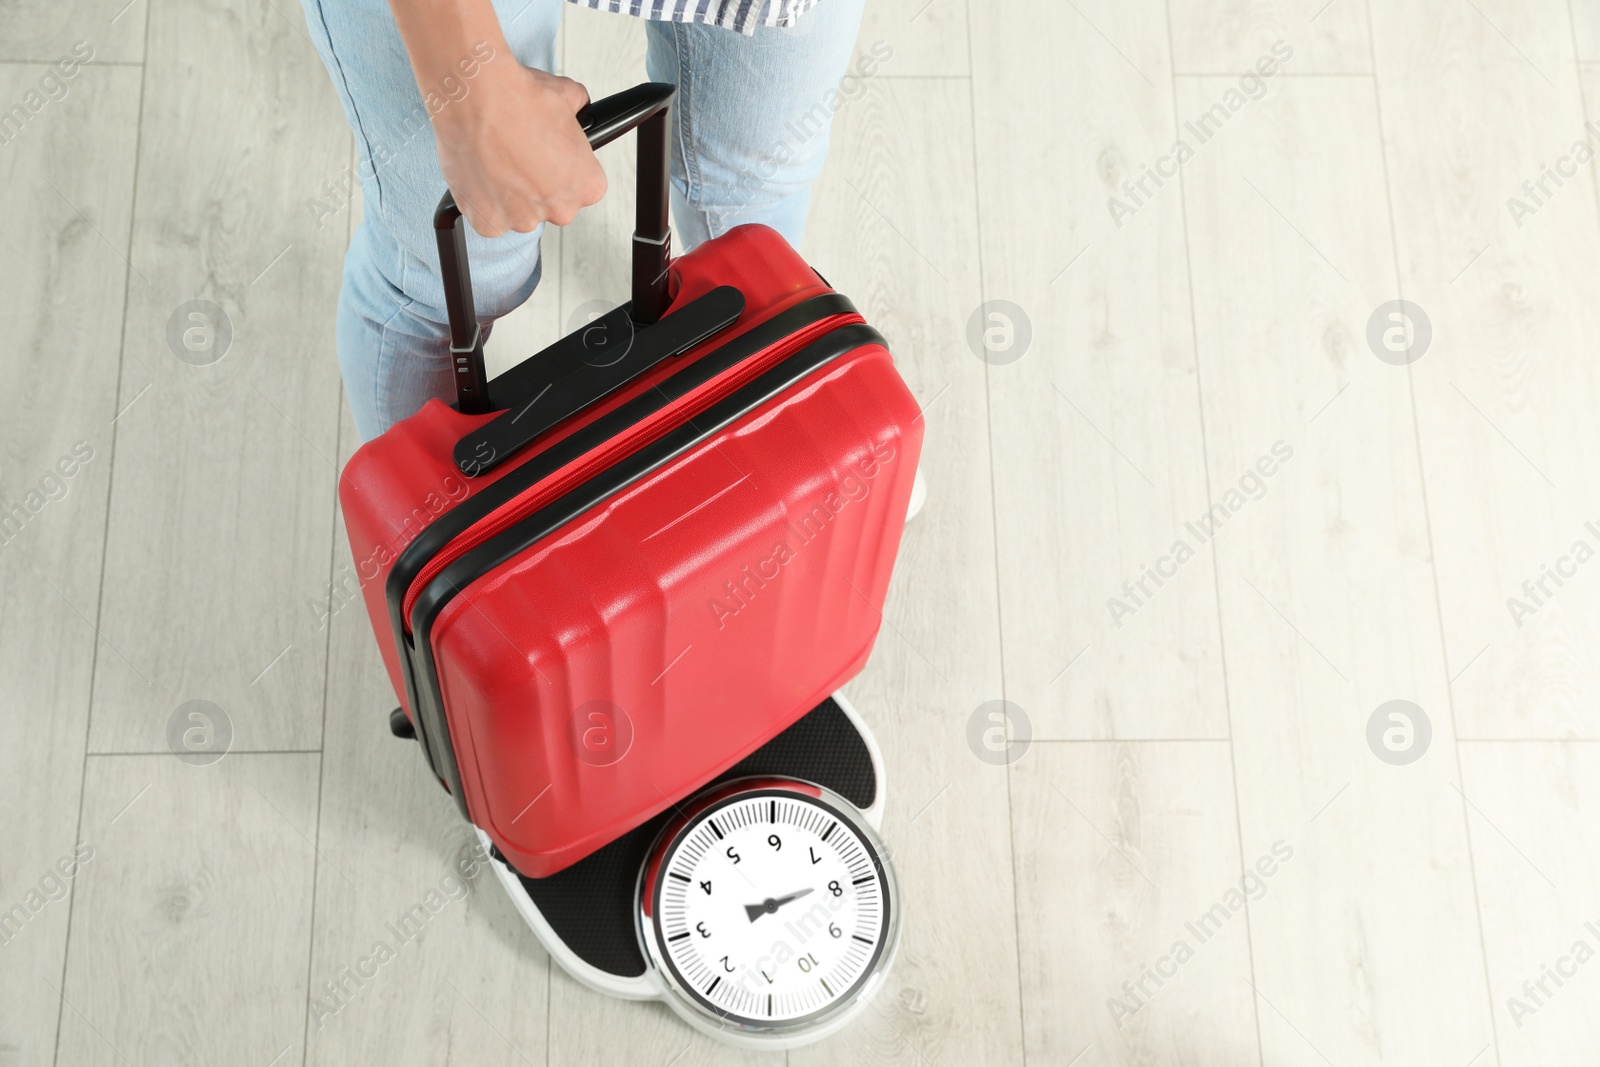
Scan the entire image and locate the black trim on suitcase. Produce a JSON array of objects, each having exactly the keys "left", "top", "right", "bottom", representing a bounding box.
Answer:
[
  {"left": 384, "top": 291, "right": 858, "bottom": 777},
  {"left": 456, "top": 285, "right": 746, "bottom": 477},
  {"left": 404, "top": 322, "right": 887, "bottom": 820}
]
